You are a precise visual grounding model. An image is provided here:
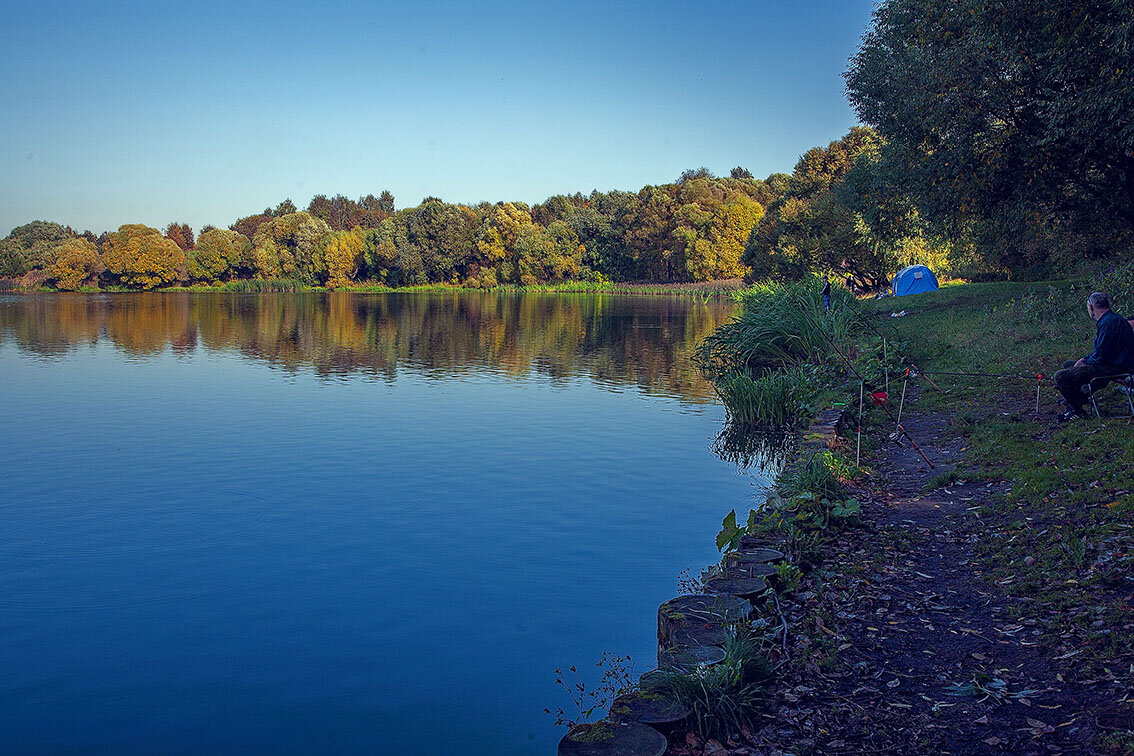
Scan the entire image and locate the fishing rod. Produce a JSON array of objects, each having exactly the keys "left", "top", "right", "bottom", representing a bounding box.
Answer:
[
  {"left": 915, "top": 369, "right": 1048, "bottom": 381},
  {"left": 849, "top": 303, "right": 1059, "bottom": 412}
]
